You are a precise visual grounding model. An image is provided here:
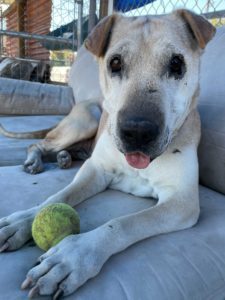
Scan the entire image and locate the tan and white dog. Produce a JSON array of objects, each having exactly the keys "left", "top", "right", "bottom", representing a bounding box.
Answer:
[{"left": 0, "top": 9, "right": 215, "bottom": 300}]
